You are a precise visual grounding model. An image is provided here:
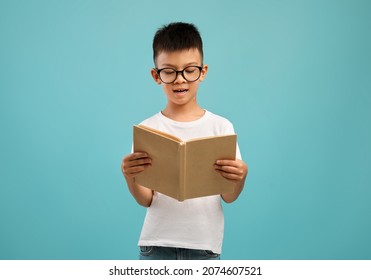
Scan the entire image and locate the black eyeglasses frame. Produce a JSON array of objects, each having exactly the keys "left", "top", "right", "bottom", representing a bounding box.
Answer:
[{"left": 154, "top": 65, "right": 203, "bottom": 84}]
